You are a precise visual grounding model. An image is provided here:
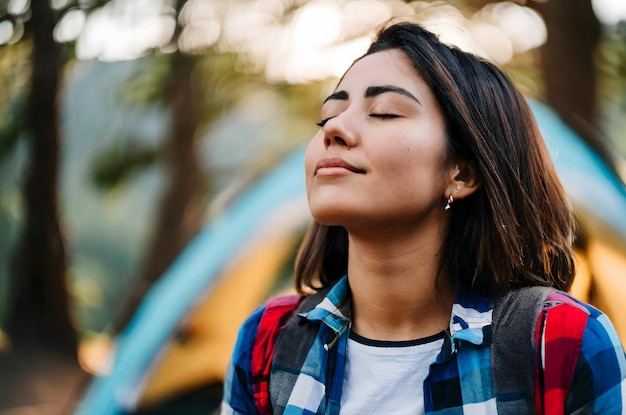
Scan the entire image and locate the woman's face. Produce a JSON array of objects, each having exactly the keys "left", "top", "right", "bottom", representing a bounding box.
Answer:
[{"left": 305, "top": 48, "right": 452, "bottom": 232}]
